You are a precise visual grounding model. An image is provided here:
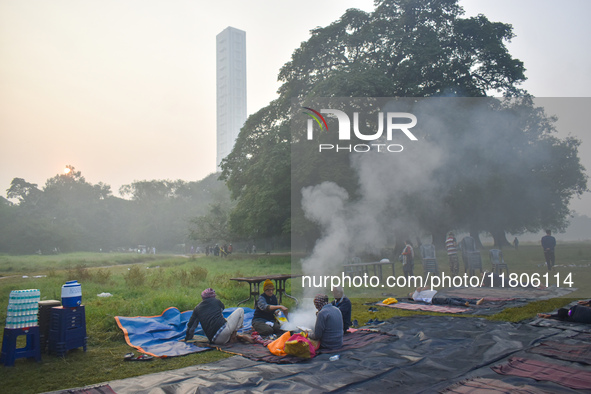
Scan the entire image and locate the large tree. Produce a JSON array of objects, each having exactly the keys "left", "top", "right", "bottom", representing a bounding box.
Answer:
[
  {"left": 6, "top": 178, "right": 43, "bottom": 208},
  {"left": 221, "top": 0, "right": 528, "bottom": 243},
  {"left": 119, "top": 174, "right": 231, "bottom": 250},
  {"left": 416, "top": 97, "right": 587, "bottom": 248},
  {"left": 2, "top": 168, "right": 232, "bottom": 253}
]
